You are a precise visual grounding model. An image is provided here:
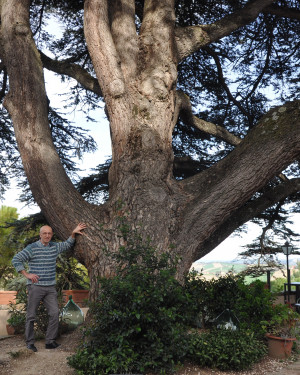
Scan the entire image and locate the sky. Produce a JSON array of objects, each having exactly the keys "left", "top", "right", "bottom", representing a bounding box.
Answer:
[{"left": 1, "top": 69, "right": 299, "bottom": 264}]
